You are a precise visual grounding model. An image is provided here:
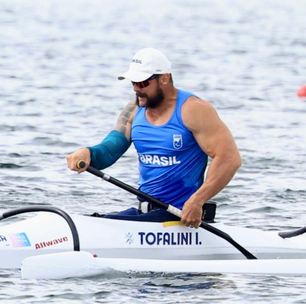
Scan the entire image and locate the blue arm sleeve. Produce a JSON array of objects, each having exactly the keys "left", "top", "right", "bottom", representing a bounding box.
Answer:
[{"left": 87, "top": 130, "right": 131, "bottom": 170}]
